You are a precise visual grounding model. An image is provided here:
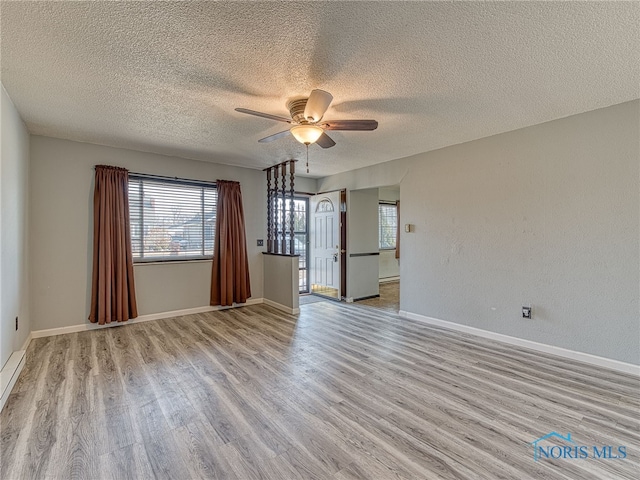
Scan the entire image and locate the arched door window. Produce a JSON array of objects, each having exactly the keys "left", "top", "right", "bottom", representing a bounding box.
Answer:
[{"left": 315, "top": 198, "right": 334, "bottom": 213}]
